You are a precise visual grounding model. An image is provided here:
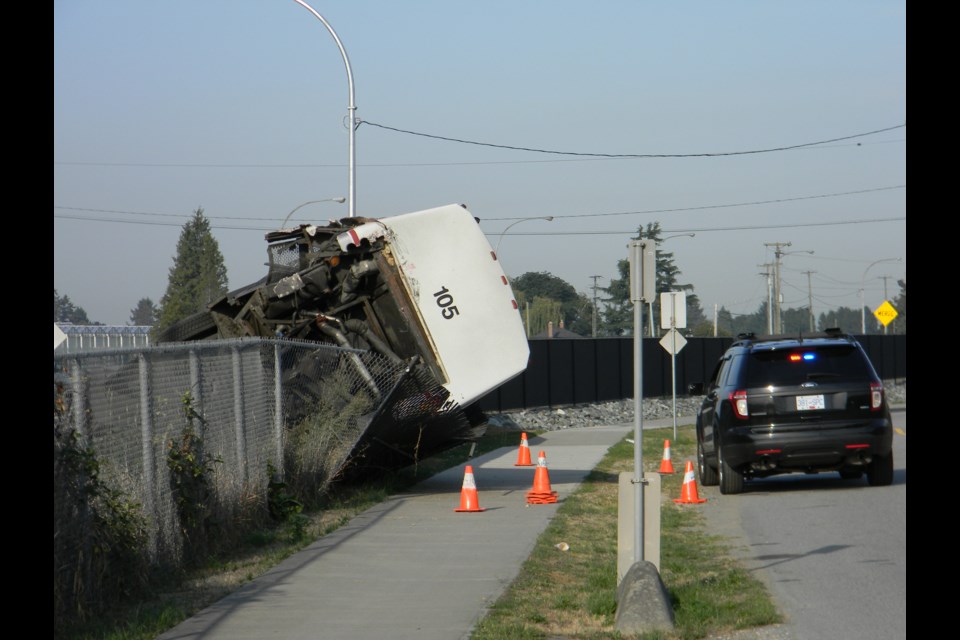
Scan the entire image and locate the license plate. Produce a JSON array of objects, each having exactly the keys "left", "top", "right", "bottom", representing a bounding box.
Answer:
[{"left": 797, "top": 394, "right": 825, "bottom": 411}]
